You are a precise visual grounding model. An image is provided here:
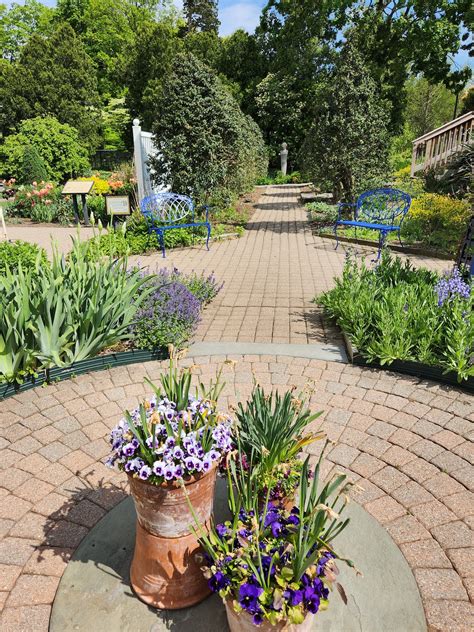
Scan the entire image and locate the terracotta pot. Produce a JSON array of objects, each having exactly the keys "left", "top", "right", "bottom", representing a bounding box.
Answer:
[
  {"left": 129, "top": 466, "right": 217, "bottom": 609},
  {"left": 225, "top": 601, "right": 314, "bottom": 632}
]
